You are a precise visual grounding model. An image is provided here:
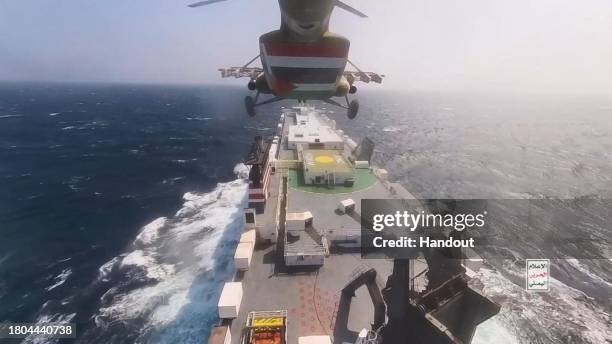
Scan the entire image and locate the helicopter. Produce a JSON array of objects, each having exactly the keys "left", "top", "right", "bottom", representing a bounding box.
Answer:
[{"left": 189, "top": 0, "right": 384, "bottom": 119}]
